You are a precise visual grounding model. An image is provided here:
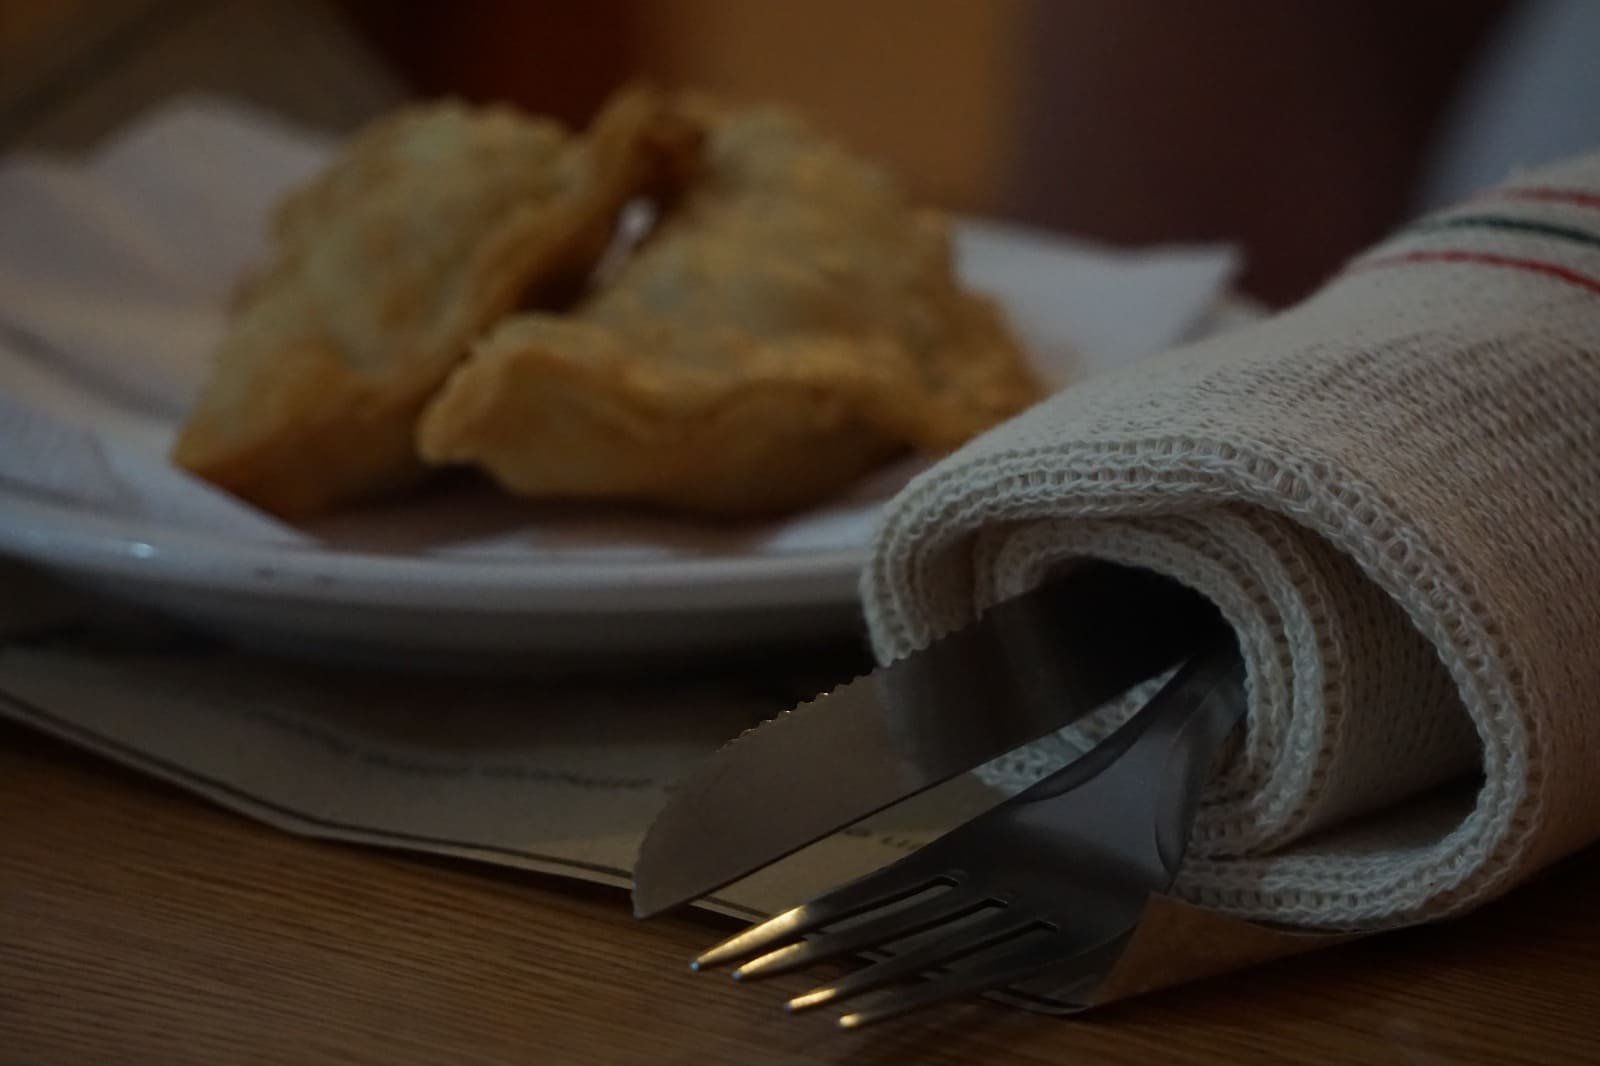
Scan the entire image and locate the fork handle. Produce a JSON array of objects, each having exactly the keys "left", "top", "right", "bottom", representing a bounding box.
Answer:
[
  {"left": 1008, "top": 628, "right": 1241, "bottom": 800},
  {"left": 1002, "top": 628, "right": 1246, "bottom": 875}
]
